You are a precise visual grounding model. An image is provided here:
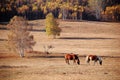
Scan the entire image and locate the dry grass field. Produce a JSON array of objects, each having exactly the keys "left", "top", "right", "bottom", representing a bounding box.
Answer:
[{"left": 0, "top": 20, "right": 120, "bottom": 80}]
